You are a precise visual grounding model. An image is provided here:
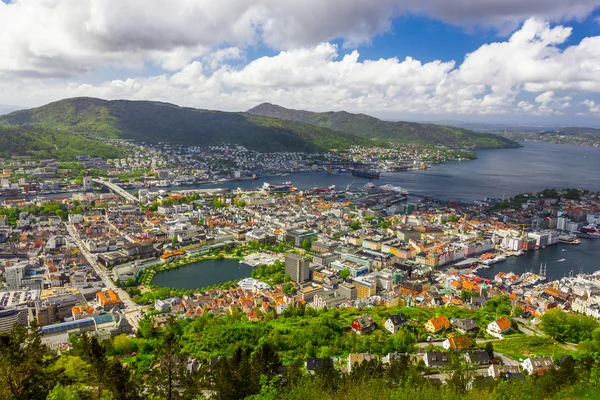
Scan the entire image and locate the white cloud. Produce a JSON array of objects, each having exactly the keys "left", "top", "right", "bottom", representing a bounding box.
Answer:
[
  {"left": 1, "top": 1, "right": 599, "bottom": 79},
  {"left": 0, "top": 0, "right": 399, "bottom": 77},
  {"left": 405, "top": 0, "right": 600, "bottom": 33},
  {"left": 583, "top": 99, "right": 600, "bottom": 114},
  {"left": 1, "top": 17, "right": 600, "bottom": 122}
]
